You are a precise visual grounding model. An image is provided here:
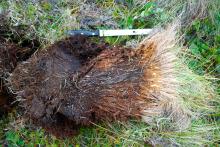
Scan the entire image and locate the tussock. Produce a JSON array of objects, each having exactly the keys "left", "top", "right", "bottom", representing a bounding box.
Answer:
[{"left": 8, "top": 24, "right": 216, "bottom": 140}]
